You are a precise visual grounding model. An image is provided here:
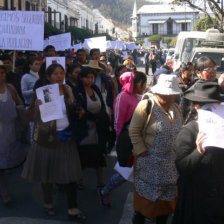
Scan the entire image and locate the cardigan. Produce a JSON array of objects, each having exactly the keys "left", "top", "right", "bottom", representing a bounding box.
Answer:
[{"left": 129, "top": 96, "right": 183, "bottom": 156}]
